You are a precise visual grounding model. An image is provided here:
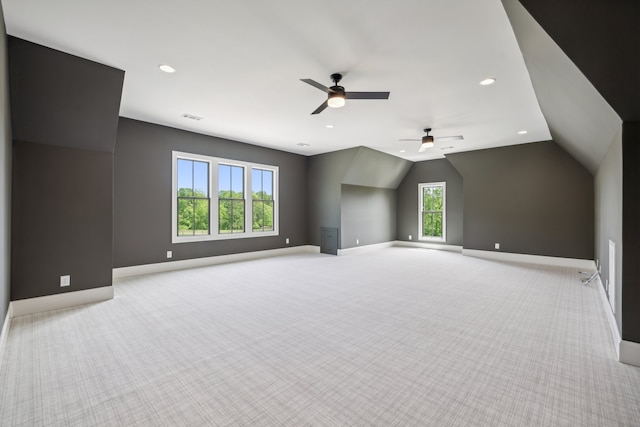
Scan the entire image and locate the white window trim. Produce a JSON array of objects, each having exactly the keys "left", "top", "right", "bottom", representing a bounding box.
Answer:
[
  {"left": 171, "top": 151, "right": 279, "bottom": 244},
  {"left": 418, "top": 182, "right": 446, "bottom": 242}
]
